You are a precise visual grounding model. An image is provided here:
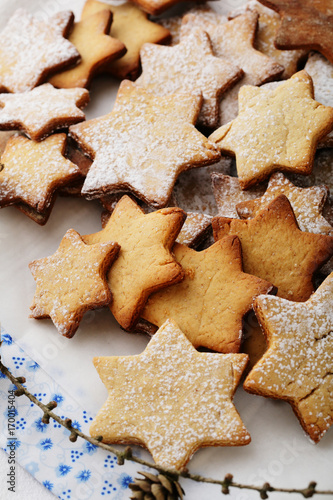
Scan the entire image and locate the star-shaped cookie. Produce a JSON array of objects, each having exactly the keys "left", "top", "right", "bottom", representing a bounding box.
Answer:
[
  {"left": 82, "top": 195, "right": 186, "bottom": 330},
  {"left": 244, "top": 272, "right": 333, "bottom": 442},
  {"left": 0, "top": 84, "right": 89, "bottom": 141},
  {"left": 49, "top": 10, "right": 126, "bottom": 89},
  {"left": 69, "top": 80, "right": 220, "bottom": 208},
  {"left": 258, "top": 0, "right": 333, "bottom": 64},
  {"left": 236, "top": 172, "right": 333, "bottom": 236},
  {"left": 0, "top": 134, "right": 81, "bottom": 214},
  {"left": 136, "top": 31, "right": 243, "bottom": 128},
  {"left": 142, "top": 236, "right": 274, "bottom": 353},
  {"left": 29, "top": 228, "right": 120, "bottom": 337},
  {"left": 0, "top": 9, "right": 80, "bottom": 93},
  {"left": 90, "top": 319, "right": 251, "bottom": 469},
  {"left": 212, "top": 194, "right": 333, "bottom": 302},
  {"left": 209, "top": 71, "right": 333, "bottom": 189}
]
